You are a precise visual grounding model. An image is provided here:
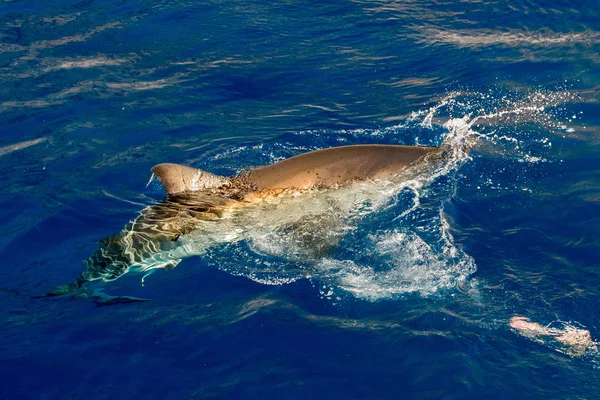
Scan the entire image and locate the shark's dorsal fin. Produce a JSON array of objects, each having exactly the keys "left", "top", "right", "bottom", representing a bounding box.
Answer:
[{"left": 151, "top": 163, "right": 229, "bottom": 195}]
